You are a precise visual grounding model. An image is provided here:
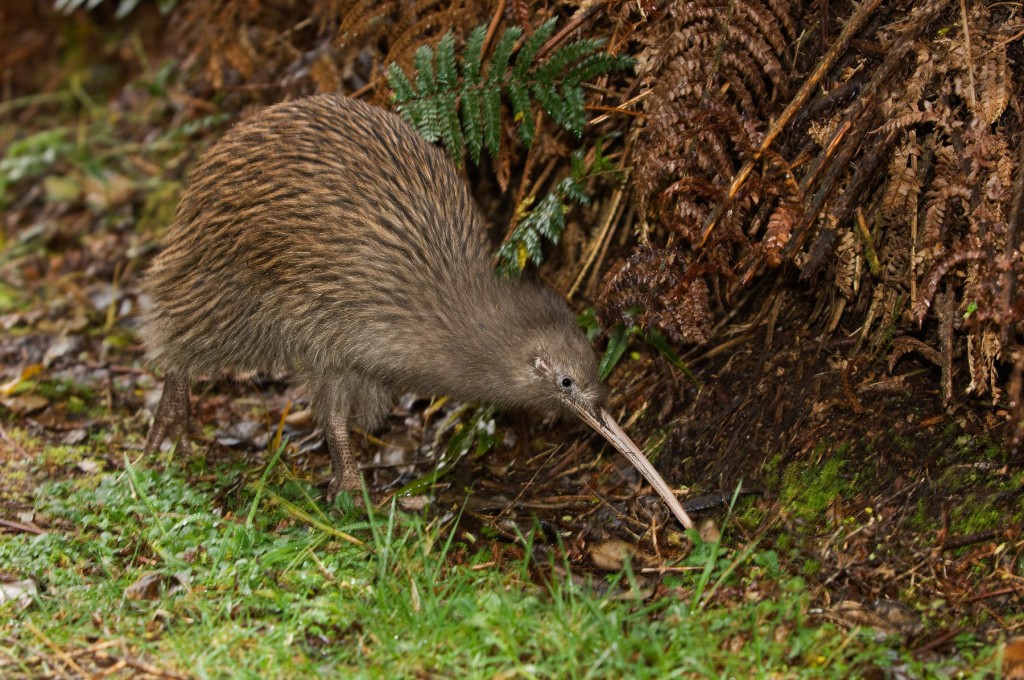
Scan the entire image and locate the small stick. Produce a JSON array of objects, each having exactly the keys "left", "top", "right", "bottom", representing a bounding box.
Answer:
[
  {"left": 588, "top": 90, "right": 653, "bottom": 126},
  {"left": 95, "top": 650, "right": 191, "bottom": 680},
  {"left": 958, "top": 0, "right": 977, "bottom": 108},
  {"left": 569, "top": 187, "right": 624, "bottom": 298},
  {"left": 536, "top": 4, "right": 604, "bottom": 61},
  {"left": 481, "top": 0, "right": 508, "bottom": 57},
  {"left": 855, "top": 208, "right": 881, "bottom": 276},
  {"left": 0, "top": 518, "right": 46, "bottom": 535},
  {"left": 22, "top": 621, "right": 87, "bottom": 679}
]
